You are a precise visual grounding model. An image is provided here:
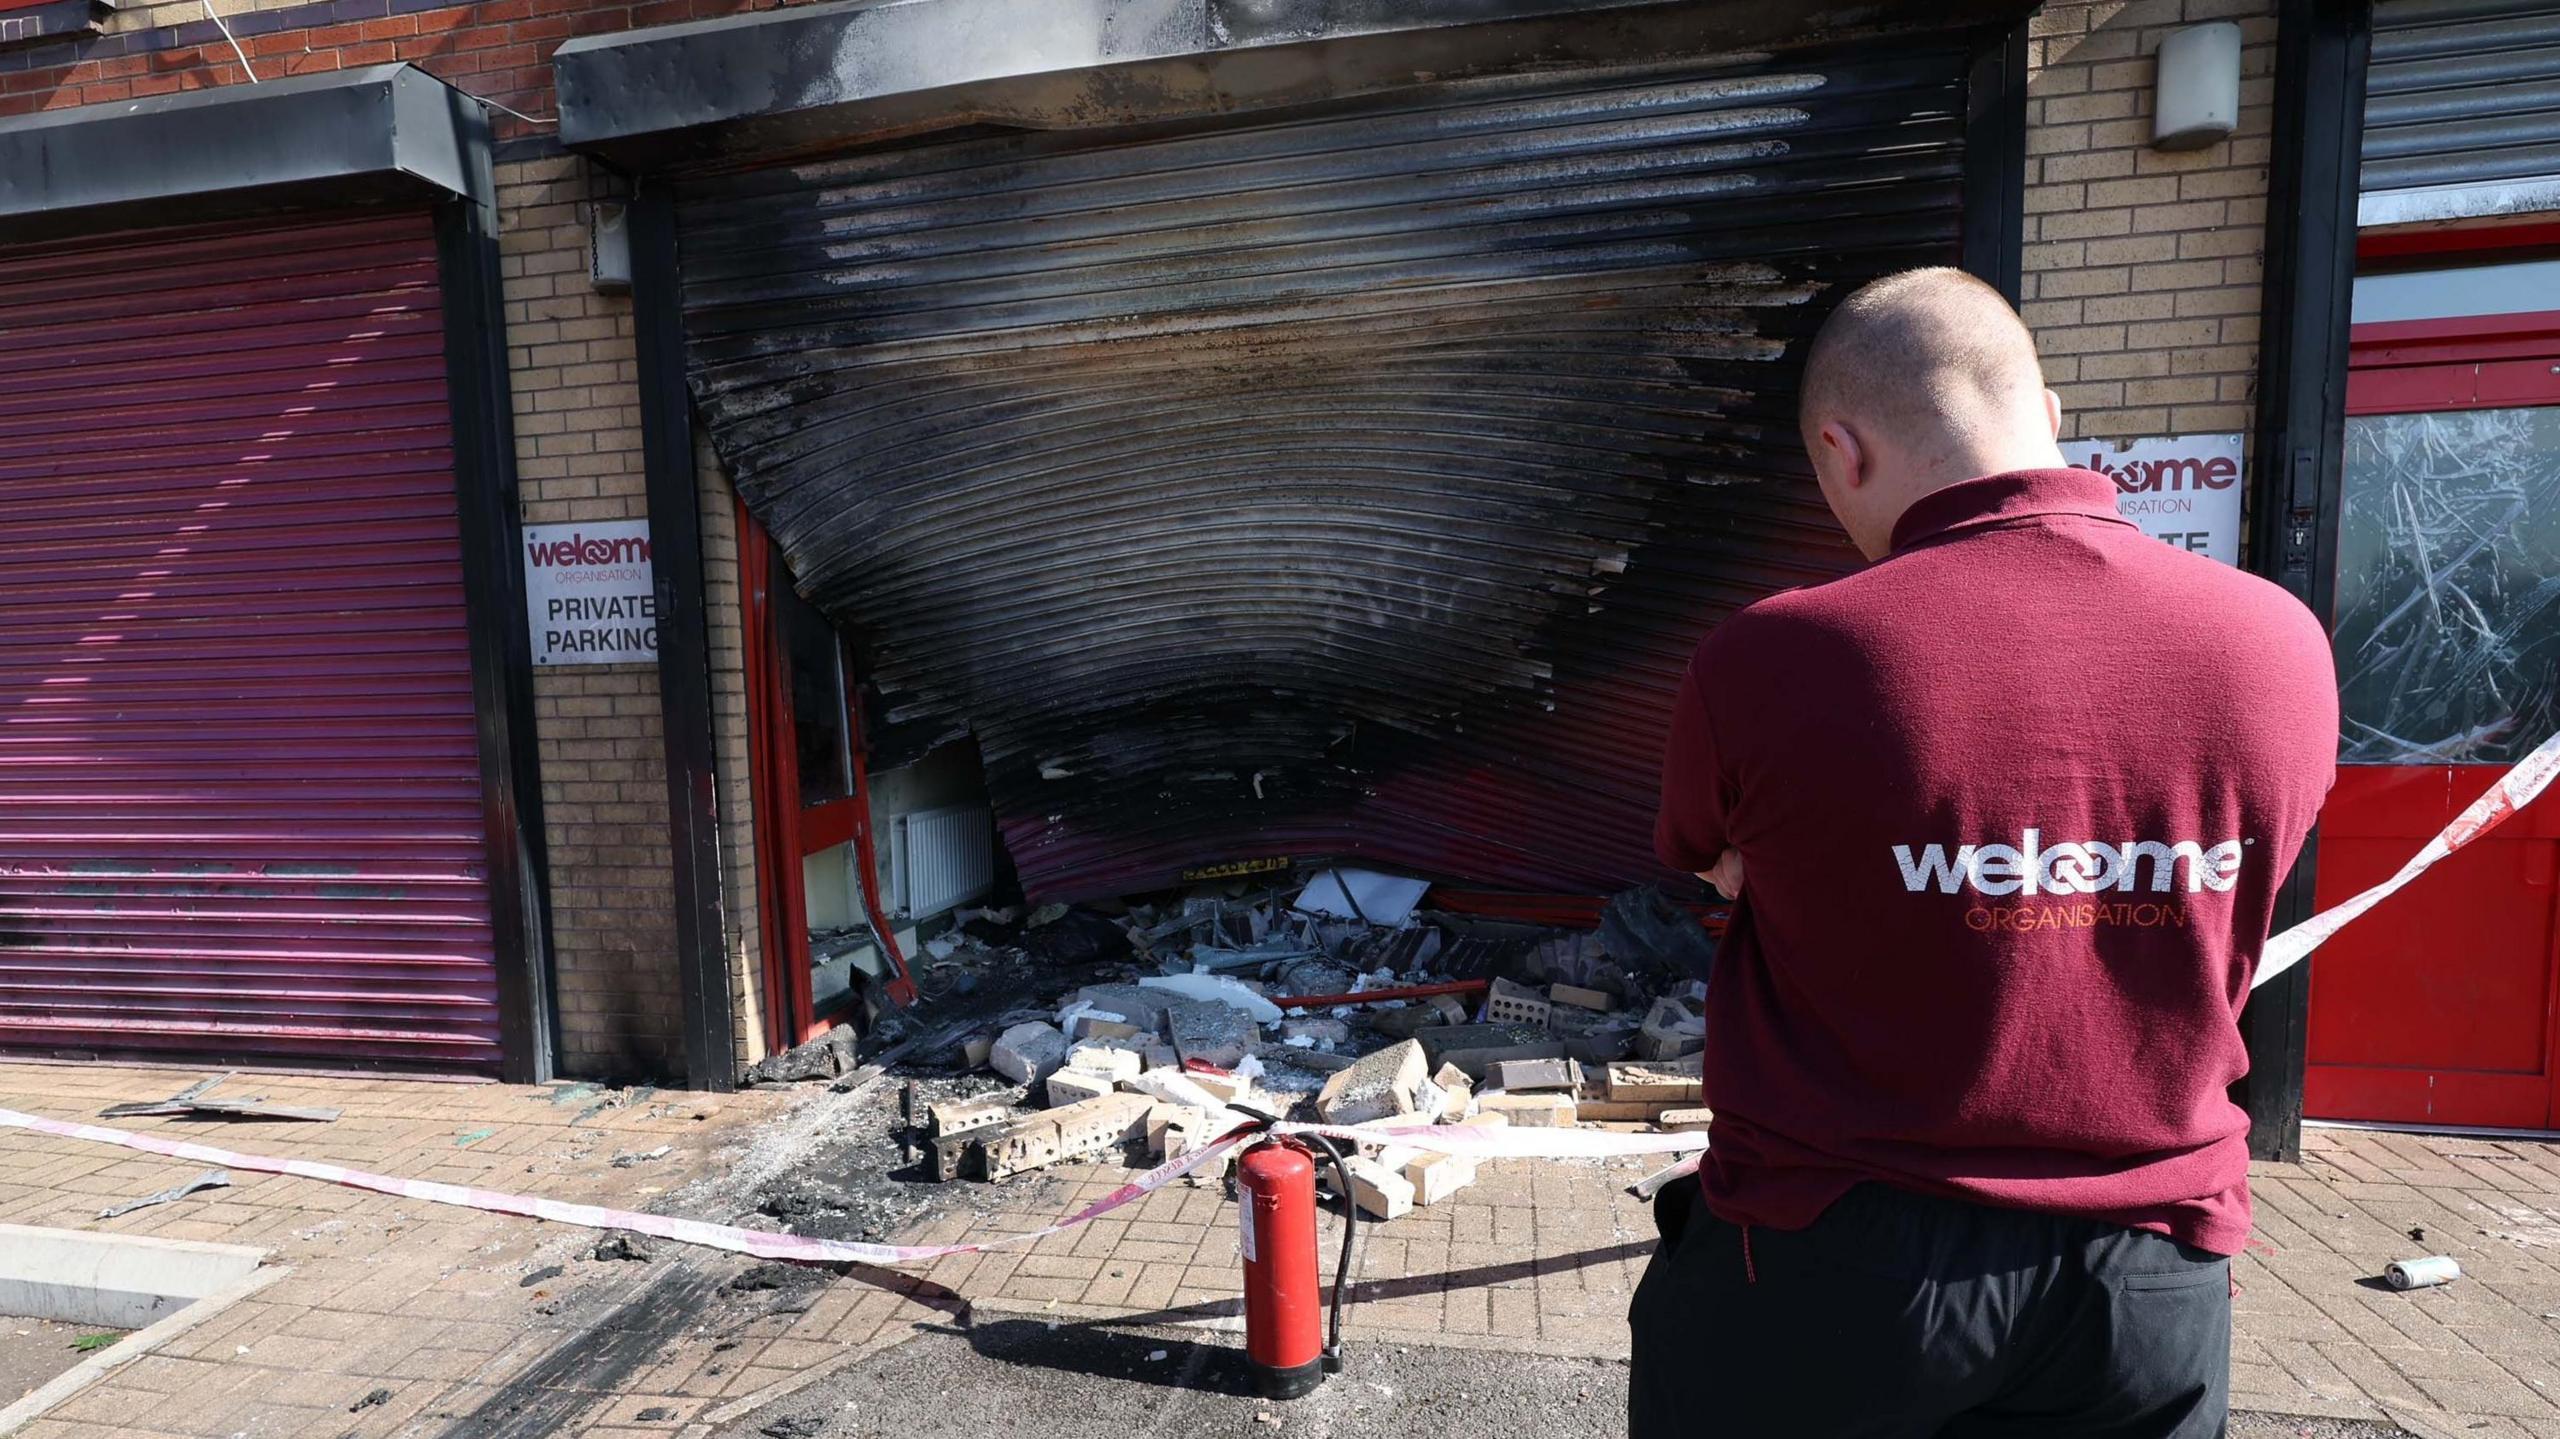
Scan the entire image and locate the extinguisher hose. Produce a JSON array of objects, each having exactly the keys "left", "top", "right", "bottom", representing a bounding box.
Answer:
[{"left": 1300, "top": 1130, "right": 1359, "bottom": 1373}]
